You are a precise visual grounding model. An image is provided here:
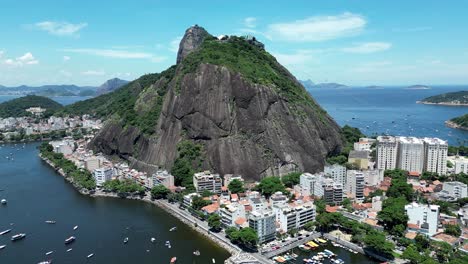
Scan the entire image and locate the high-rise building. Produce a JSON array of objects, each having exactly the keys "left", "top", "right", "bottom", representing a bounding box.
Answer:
[
  {"left": 442, "top": 181, "right": 467, "bottom": 199},
  {"left": 454, "top": 156, "right": 468, "bottom": 174},
  {"left": 397, "top": 137, "right": 424, "bottom": 174},
  {"left": 248, "top": 209, "right": 276, "bottom": 244},
  {"left": 299, "top": 173, "right": 323, "bottom": 196},
  {"left": 362, "top": 169, "right": 384, "bottom": 187},
  {"left": 423, "top": 137, "right": 448, "bottom": 175},
  {"left": 193, "top": 171, "right": 222, "bottom": 194},
  {"left": 322, "top": 178, "right": 344, "bottom": 205},
  {"left": 324, "top": 164, "right": 347, "bottom": 185},
  {"left": 376, "top": 136, "right": 398, "bottom": 170},
  {"left": 346, "top": 170, "right": 365, "bottom": 201}
]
